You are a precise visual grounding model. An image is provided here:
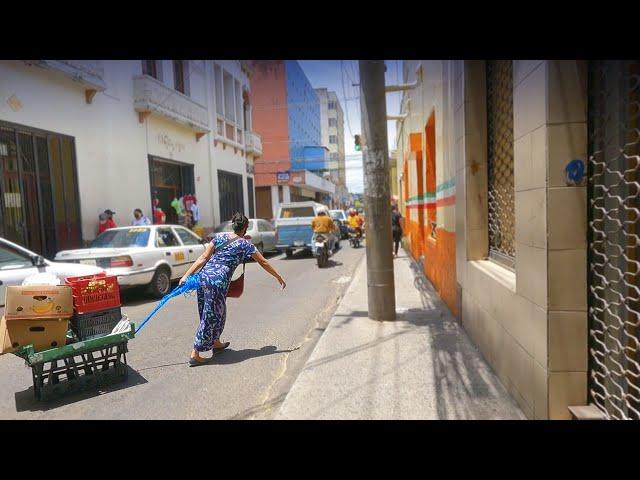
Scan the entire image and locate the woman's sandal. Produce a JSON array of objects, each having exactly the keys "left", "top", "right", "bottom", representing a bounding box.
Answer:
[
  {"left": 213, "top": 341, "right": 230, "bottom": 352},
  {"left": 189, "top": 357, "right": 212, "bottom": 367}
]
